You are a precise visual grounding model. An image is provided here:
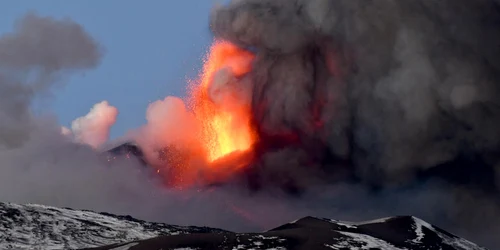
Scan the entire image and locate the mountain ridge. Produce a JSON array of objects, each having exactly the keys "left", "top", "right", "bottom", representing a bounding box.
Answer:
[{"left": 0, "top": 201, "right": 488, "bottom": 250}]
